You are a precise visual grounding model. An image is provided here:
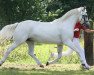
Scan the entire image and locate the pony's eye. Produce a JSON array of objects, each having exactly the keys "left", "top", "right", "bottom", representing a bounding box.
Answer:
[{"left": 82, "top": 9, "right": 84, "bottom": 11}]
